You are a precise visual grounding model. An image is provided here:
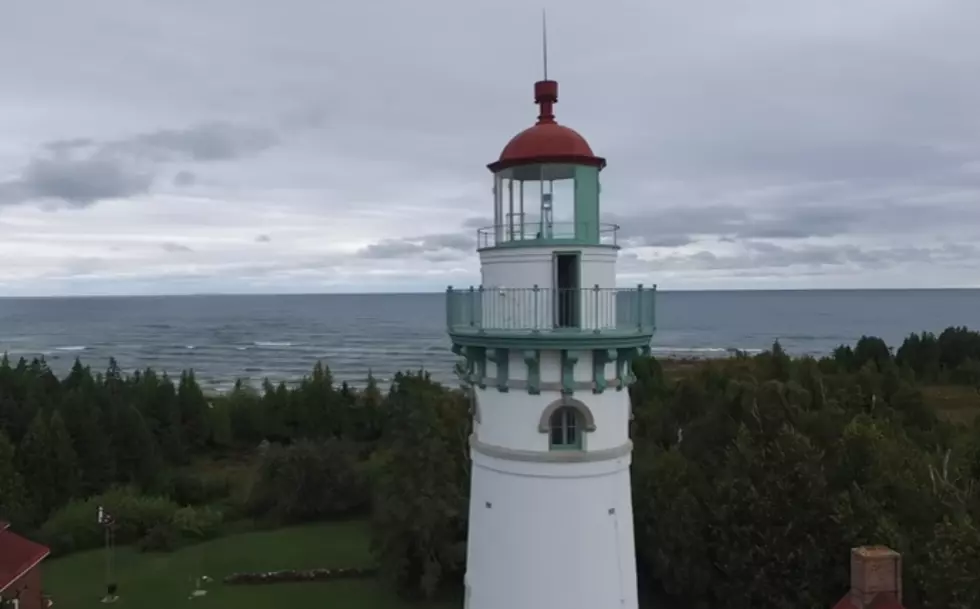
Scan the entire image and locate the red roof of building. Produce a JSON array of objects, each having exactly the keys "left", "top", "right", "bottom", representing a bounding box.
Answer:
[
  {"left": 0, "top": 528, "right": 50, "bottom": 593},
  {"left": 832, "top": 592, "right": 906, "bottom": 609},
  {"left": 488, "top": 79, "right": 606, "bottom": 173}
]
